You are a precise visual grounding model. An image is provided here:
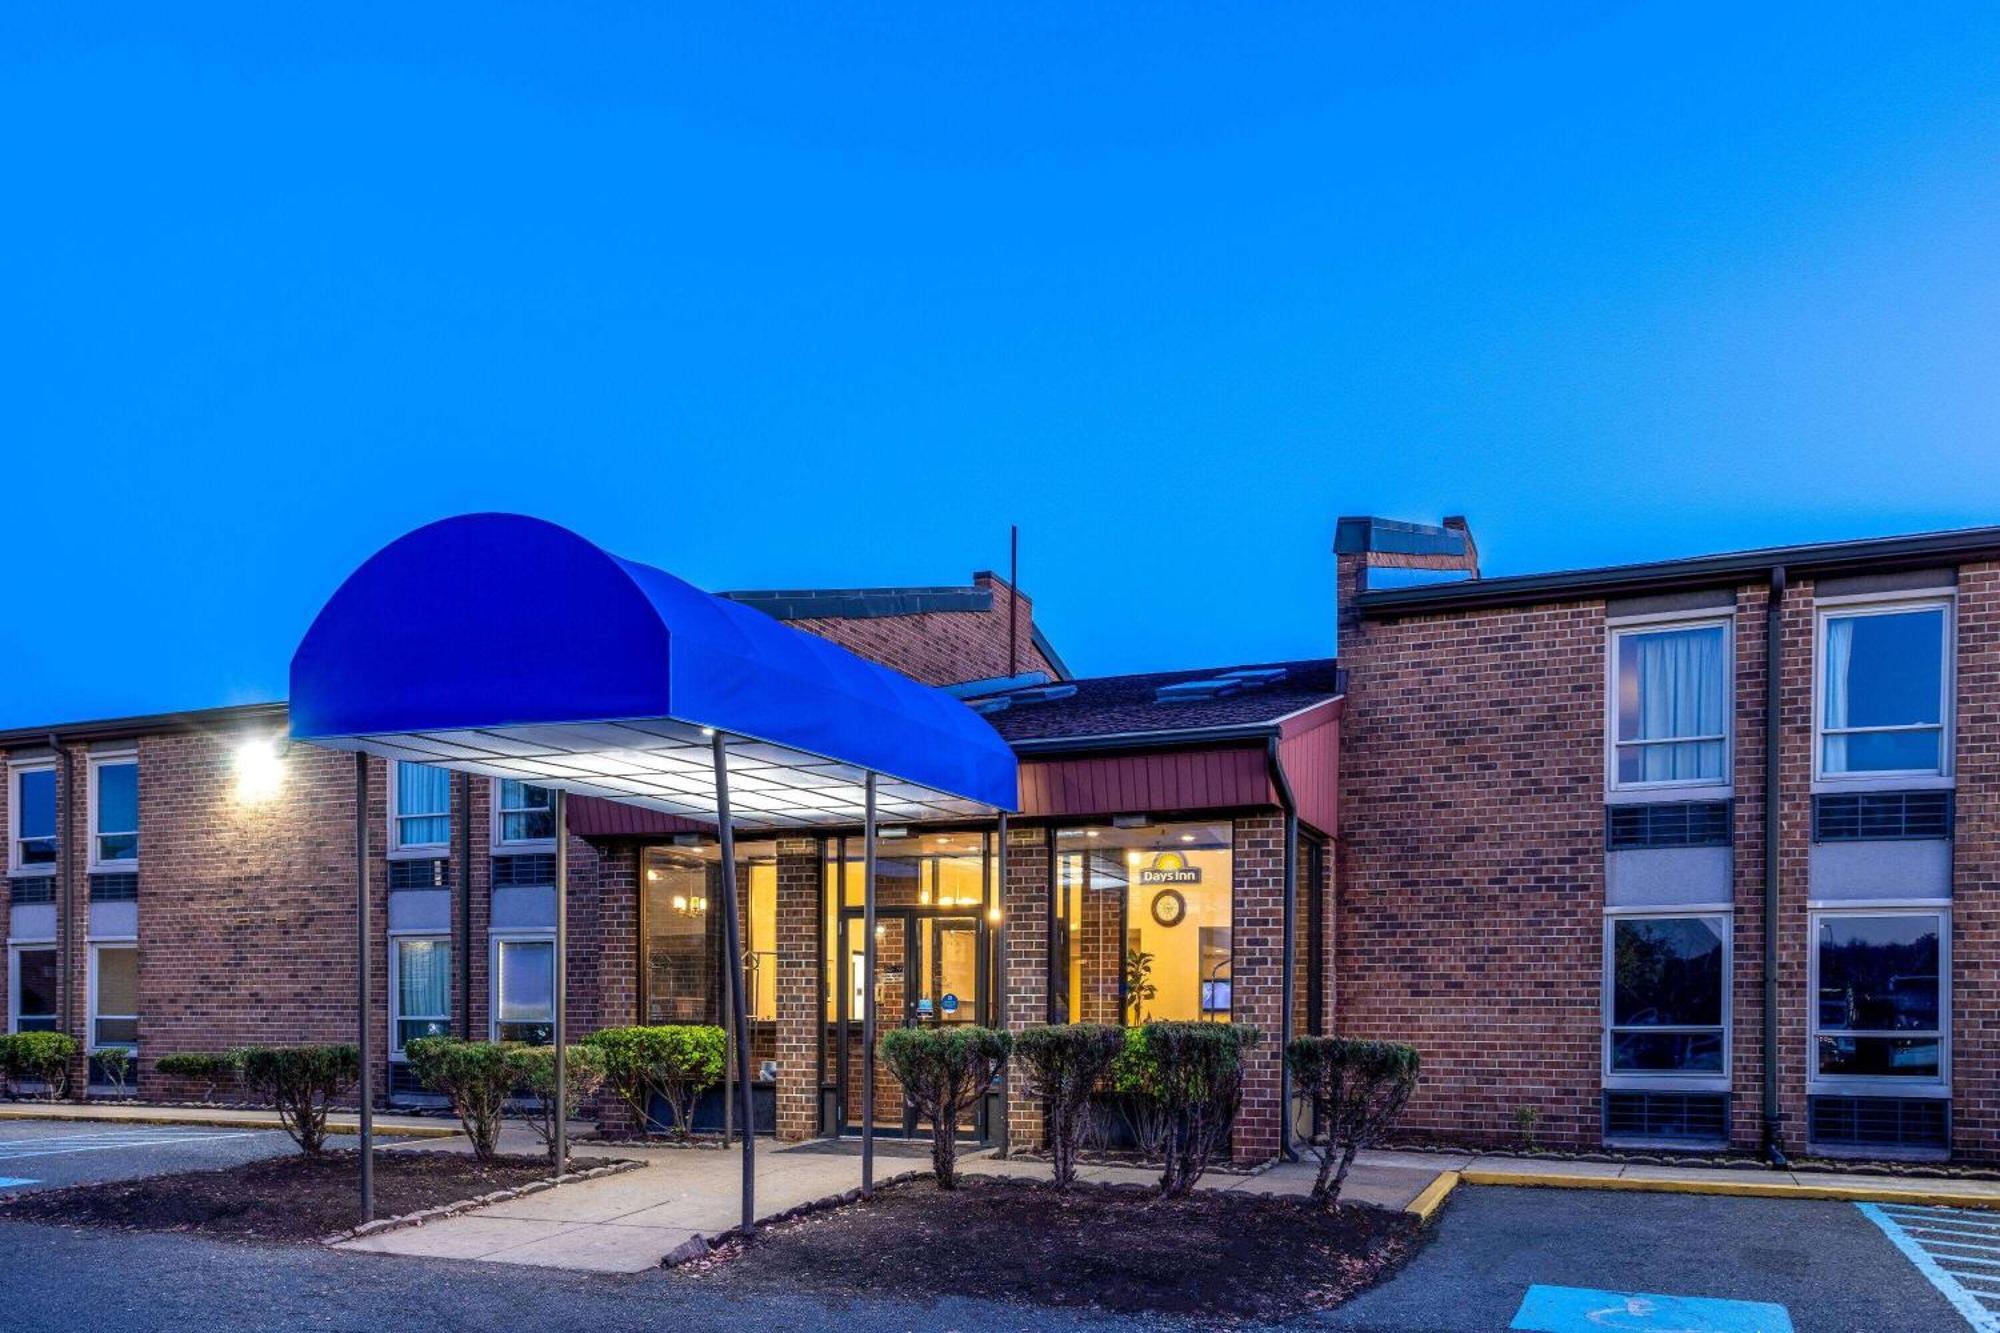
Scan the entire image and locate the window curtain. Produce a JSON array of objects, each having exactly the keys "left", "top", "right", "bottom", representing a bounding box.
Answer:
[
  {"left": 1822, "top": 616, "right": 1854, "bottom": 772},
  {"left": 398, "top": 939, "right": 449, "bottom": 1019},
  {"left": 1636, "top": 628, "right": 1725, "bottom": 781},
  {"left": 398, "top": 764, "right": 452, "bottom": 845}
]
